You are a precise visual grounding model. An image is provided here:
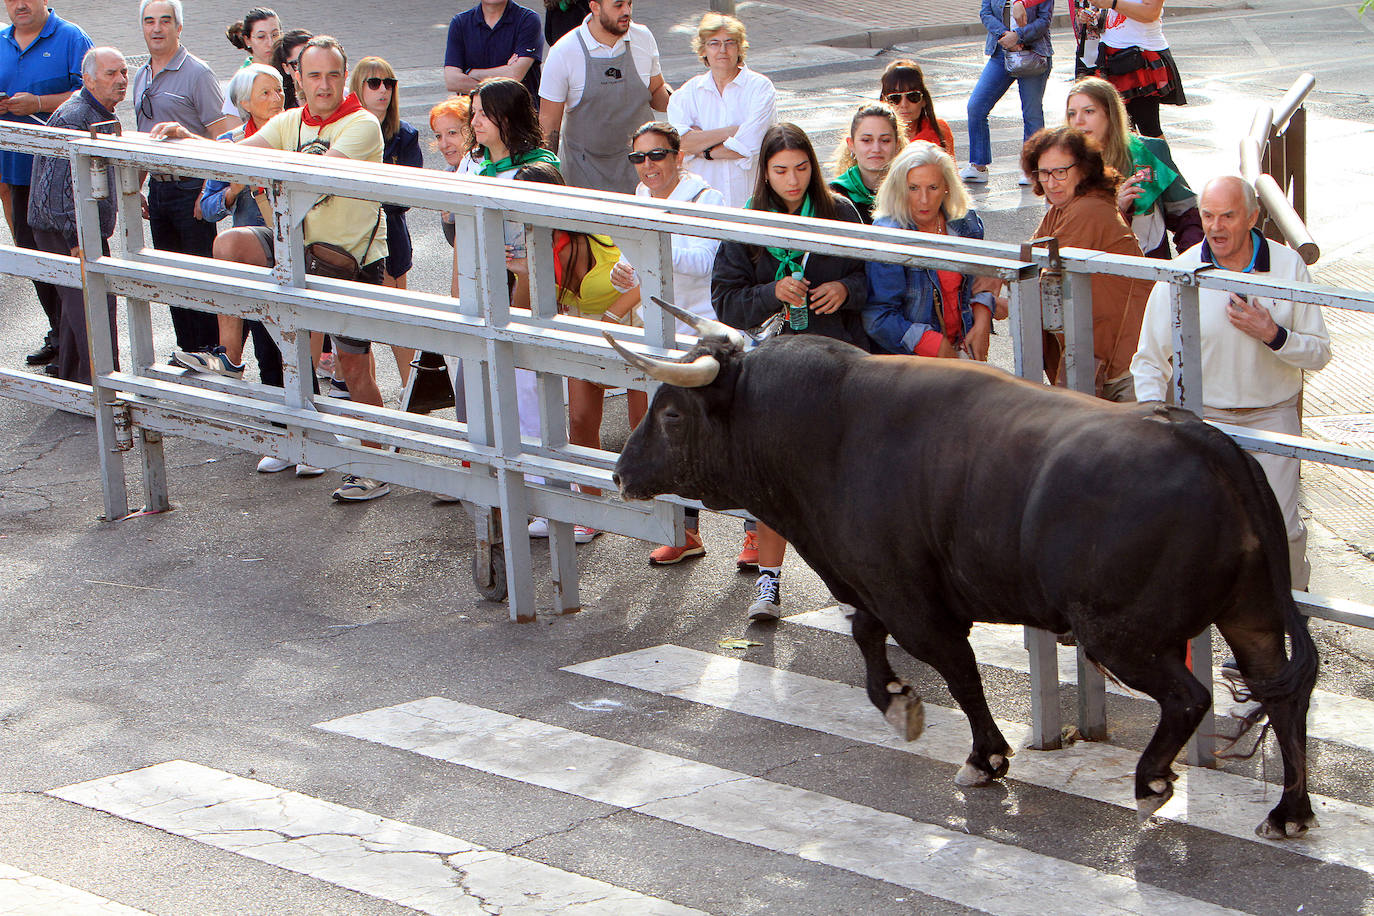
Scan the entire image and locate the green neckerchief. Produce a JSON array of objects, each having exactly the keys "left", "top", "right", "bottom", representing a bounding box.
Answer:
[
  {"left": 478, "top": 147, "right": 560, "bottom": 178},
  {"left": 1127, "top": 134, "right": 1178, "bottom": 216},
  {"left": 745, "top": 193, "right": 814, "bottom": 280},
  {"left": 831, "top": 165, "right": 875, "bottom": 213}
]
